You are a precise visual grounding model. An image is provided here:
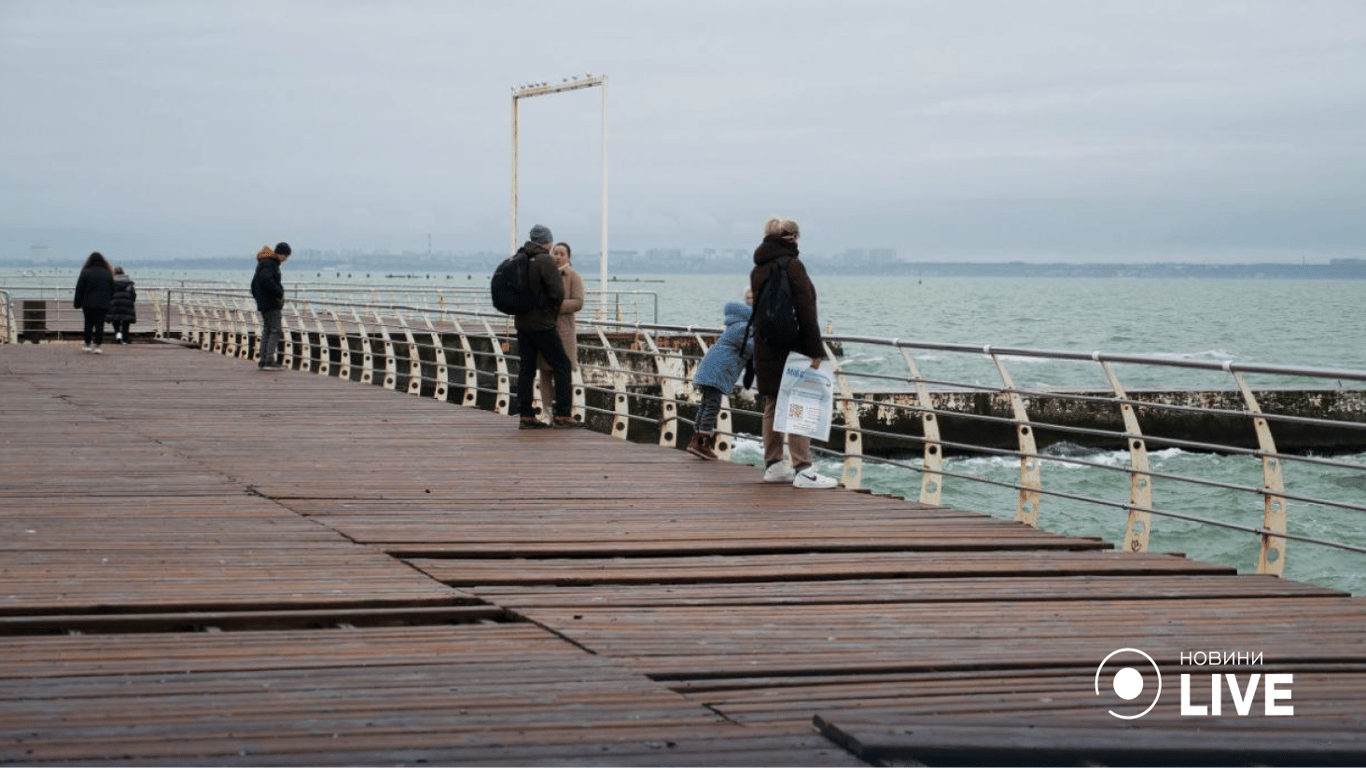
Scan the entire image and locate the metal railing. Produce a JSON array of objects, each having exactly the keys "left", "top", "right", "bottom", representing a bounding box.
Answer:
[
  {"left": 149, "top": 289, "right": 1366, "bottom": 586},
  {"left": 0, "top": 283, "right": 658, "bottom": 343},
  {"left": 6, "top": 285, "right": 1364, "bottom": 588}
]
